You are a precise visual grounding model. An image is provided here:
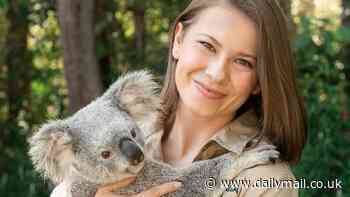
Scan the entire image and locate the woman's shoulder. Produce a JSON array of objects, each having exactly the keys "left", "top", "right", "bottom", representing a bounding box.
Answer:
[
  {"left": 228, "top": 161, "right": 298, "bottom": 197},
  {"left": 239, "top": 160, "right": 295, "bottom": 180}
]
